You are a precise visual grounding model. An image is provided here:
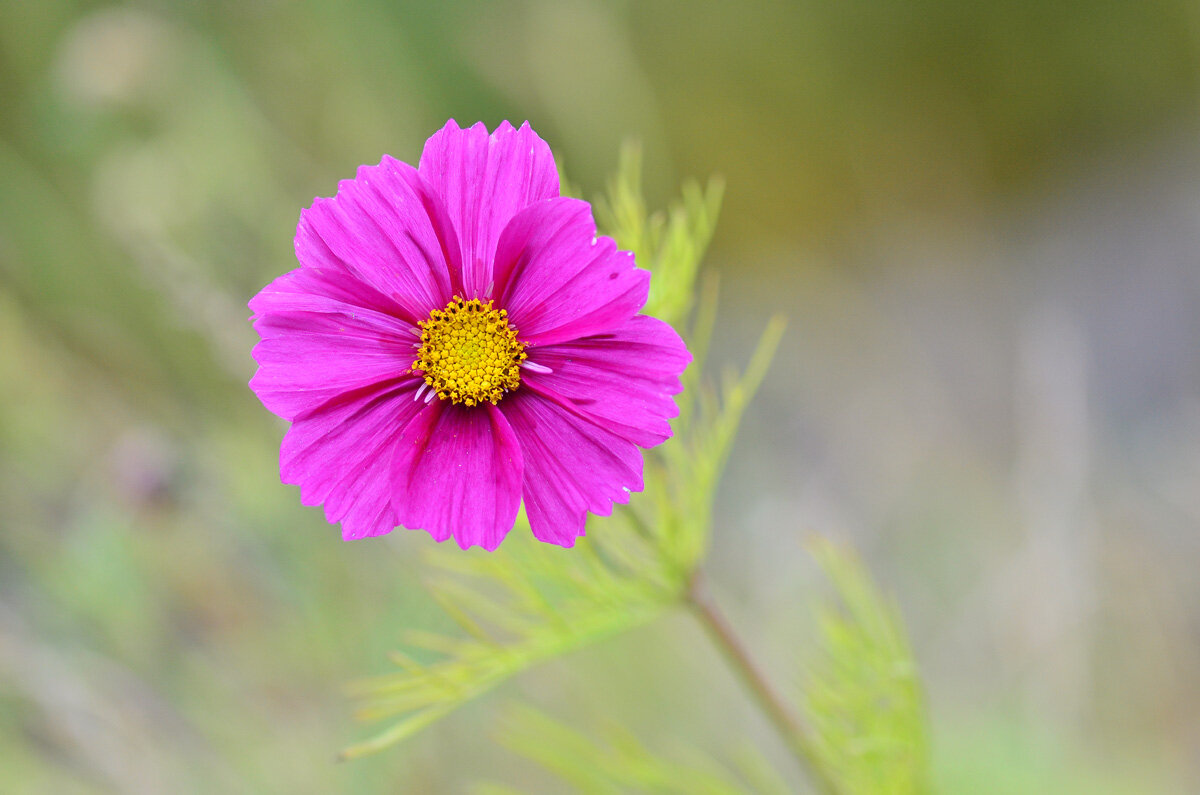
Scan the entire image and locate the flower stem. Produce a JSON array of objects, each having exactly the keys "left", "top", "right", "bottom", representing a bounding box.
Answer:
[{"left": 686, "top": 571, "right": 835, "bottom": 794}]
